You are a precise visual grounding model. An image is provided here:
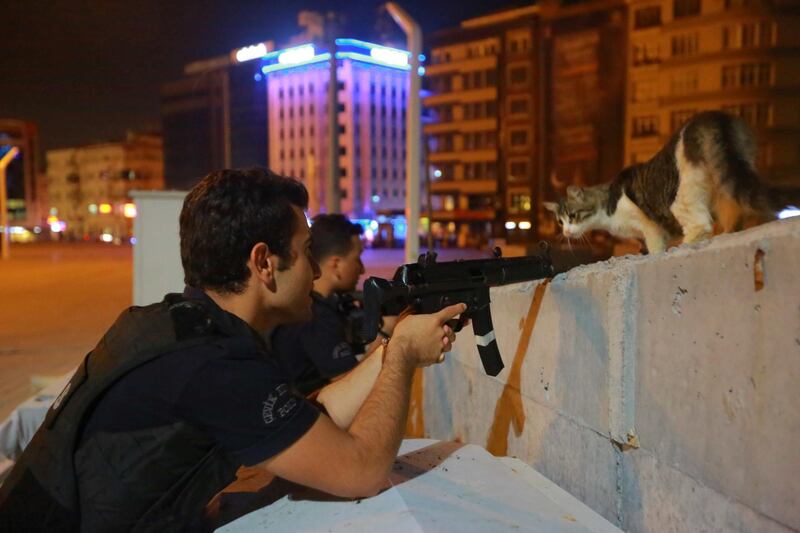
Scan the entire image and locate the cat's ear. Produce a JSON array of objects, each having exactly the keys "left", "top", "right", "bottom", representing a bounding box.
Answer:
[
  {"left": 567, "top": 185, "right": 584, "bottom": 200},
  {"left": 543, "top": 202, "right": 559, "bottom": 214}
]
